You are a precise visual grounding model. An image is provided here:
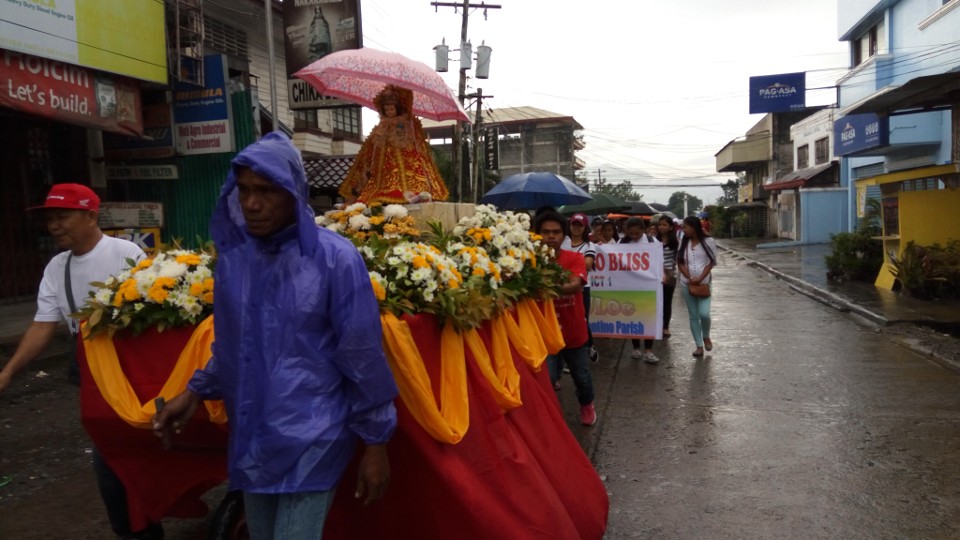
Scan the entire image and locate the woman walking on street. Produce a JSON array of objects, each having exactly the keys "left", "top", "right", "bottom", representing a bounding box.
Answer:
[
  {"left": 677, "top": 216, "right": 717, "bottom": 357},
  {"left": 656, "top": 214, "right": 680, "bottom": 338}
]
